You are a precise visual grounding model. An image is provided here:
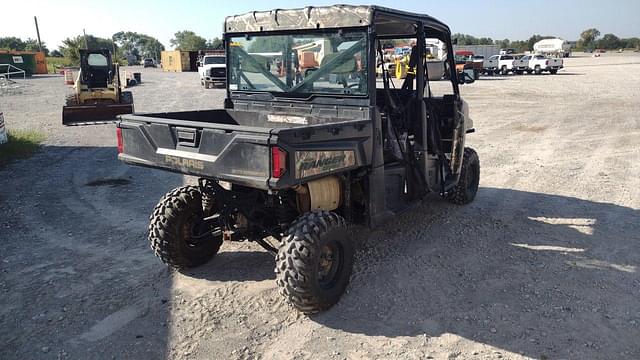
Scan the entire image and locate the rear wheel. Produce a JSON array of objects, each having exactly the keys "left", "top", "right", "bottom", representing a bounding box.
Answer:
[
  {"left": 448, "top": 148, "right": 480, "bottom": 205},
  {"left": 501, "top": 66, "right": 509, "bottom": 75},
  {"left": 275, "top": 211, "right": 354, "bottom": 314},
  {"left": 550, "top": 69, "right": 558, "bottom": 74},
  {"left": 148, "top": 186, "right": 223, "bottom": 269},
  {"left": 534, "top": 65, "right": 542, "bottom": 75}
]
